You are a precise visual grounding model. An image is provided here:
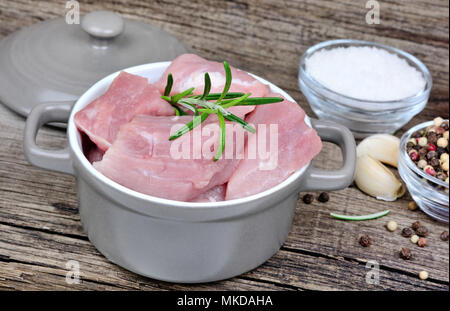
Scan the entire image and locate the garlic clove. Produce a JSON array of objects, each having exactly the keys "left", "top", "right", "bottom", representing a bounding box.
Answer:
[
  {"left": 355, "top": 155, "right": 405, "bottom": 201},
  {"left": 357, "top": 134, "right": 400, "bottom": 168}
]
